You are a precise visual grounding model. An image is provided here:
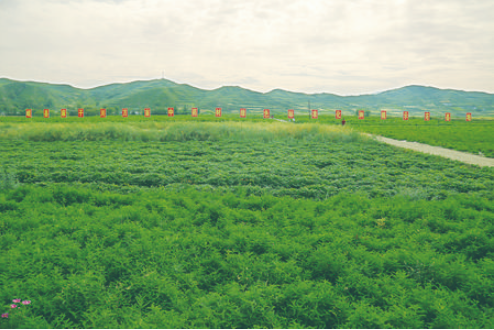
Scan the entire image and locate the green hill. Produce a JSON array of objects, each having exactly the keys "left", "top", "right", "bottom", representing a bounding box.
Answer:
[{"left": 0, "top": 78, "right": 492, "bottom": 117}]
